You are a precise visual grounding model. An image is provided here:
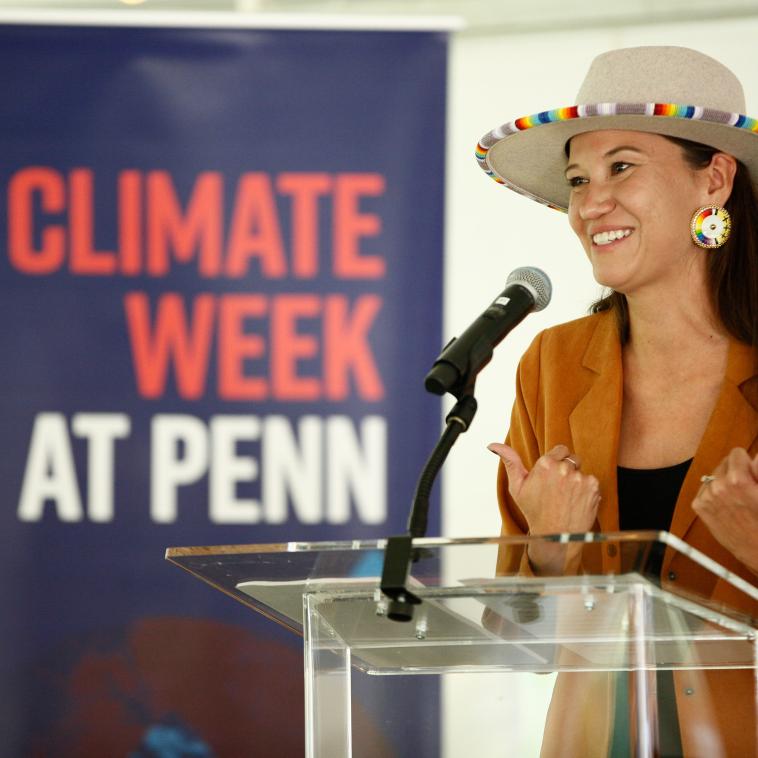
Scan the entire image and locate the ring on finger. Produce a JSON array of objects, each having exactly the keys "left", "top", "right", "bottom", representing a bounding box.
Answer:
[
  {"left": 563, "top": 456, "right": 580, "bottom": 470},
  {"left": 700, "top": 474, "right": 717, "bottom": 485}
]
